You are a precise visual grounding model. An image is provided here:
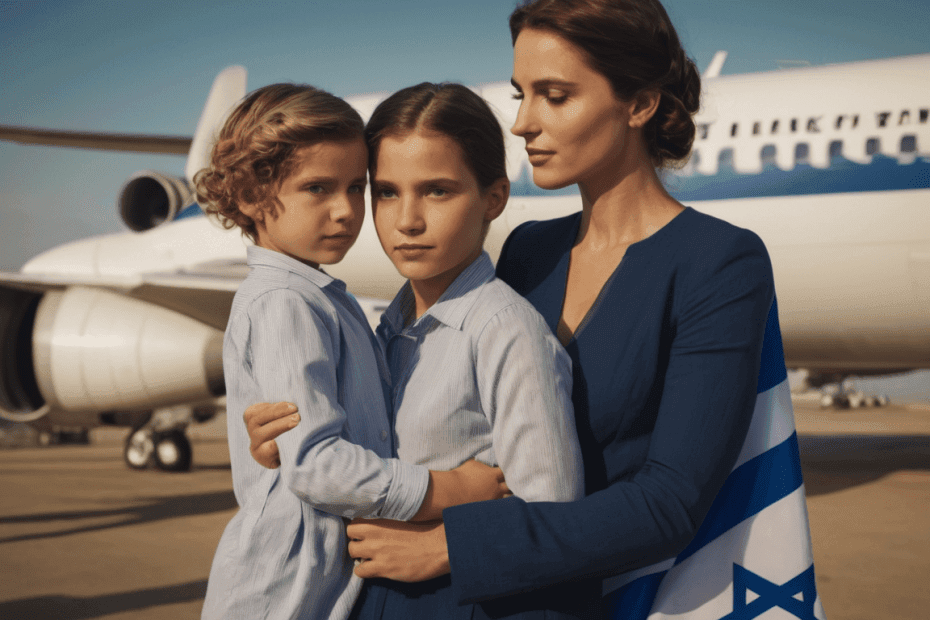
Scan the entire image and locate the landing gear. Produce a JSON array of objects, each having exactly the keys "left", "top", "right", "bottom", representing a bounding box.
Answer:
[
  {"left": 121, "top": 405, "right": 198, "bottom": 472},
  {"left": 153, "top": 429, "right": 193, "bottom": 472},
  {"left": 818, "top": 388, "right": 890, "bottom": 409}
]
